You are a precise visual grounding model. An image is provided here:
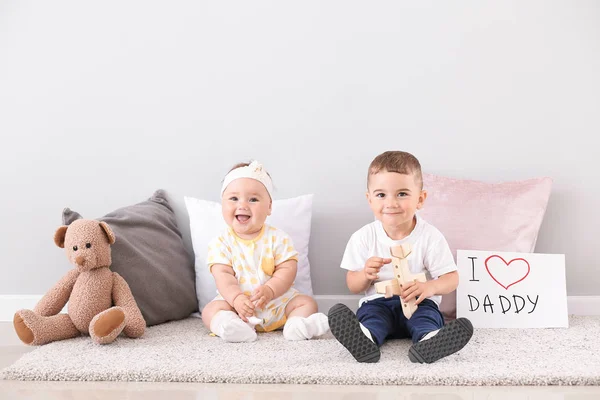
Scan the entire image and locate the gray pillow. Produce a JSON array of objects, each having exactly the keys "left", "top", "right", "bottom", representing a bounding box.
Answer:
[{"left": 63, "top": 190, "right": 197, "bottom": 326}]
